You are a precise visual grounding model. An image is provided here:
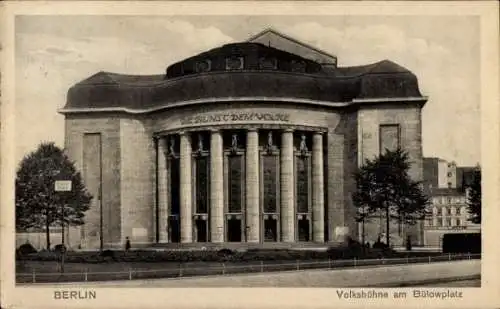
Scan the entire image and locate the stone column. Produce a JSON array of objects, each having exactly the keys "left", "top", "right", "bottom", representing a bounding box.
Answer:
[
  {"left": 180, "top": 132, "right": 193, "bottom": 243},
  {"left": 210, "top": 130, "right": 224, "bottom": 243},
  {"left": 246, "top": 129, "right": 260, "bottom": 243},
  {"left": 157, "top": 137, "right": 169, "bottom": 243},
  {"left": 312, "top": 132, "right": 325, "bottom": 242},
  {"left": 280, "top": 129, "right": 295, "bottom": 242}
]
